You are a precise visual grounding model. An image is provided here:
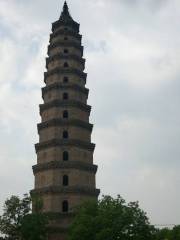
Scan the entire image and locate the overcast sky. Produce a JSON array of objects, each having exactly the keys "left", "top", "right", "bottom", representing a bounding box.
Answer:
[{"left": 0, "top": 0, "right": 180, "bottom": 227}]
